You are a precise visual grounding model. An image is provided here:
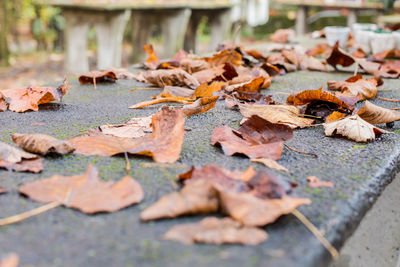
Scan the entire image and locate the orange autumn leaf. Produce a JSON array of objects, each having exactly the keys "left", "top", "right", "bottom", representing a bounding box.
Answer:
[
  {"left": 194, "top": 82, "right": 225, "bottom": 98},
  {"left": 224, "top": 77, "right": 265, "bottom": 93},
  {"left": 0, "top": 80, "right": 70, "bottom": 113},
  {"left": 325, "top": 111, "right": 346, "bottom": 123},
  {"left": 307, "top": 176, "right": 334, "bottom": 188},
  {"left": 129, "top": 97, "right": 194, "bottom": 109},
  {"left": 143, "top": 43, "right": 159, "bottom": 69},
  {"left": 19, "top": 165, "right": 144, "bottom": 214},
  {"left": 204, "top": 49, "right": 243, "bottom": 67},
  {"left": 182, "top": 96, "right": 219, "bottom": 117}
]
